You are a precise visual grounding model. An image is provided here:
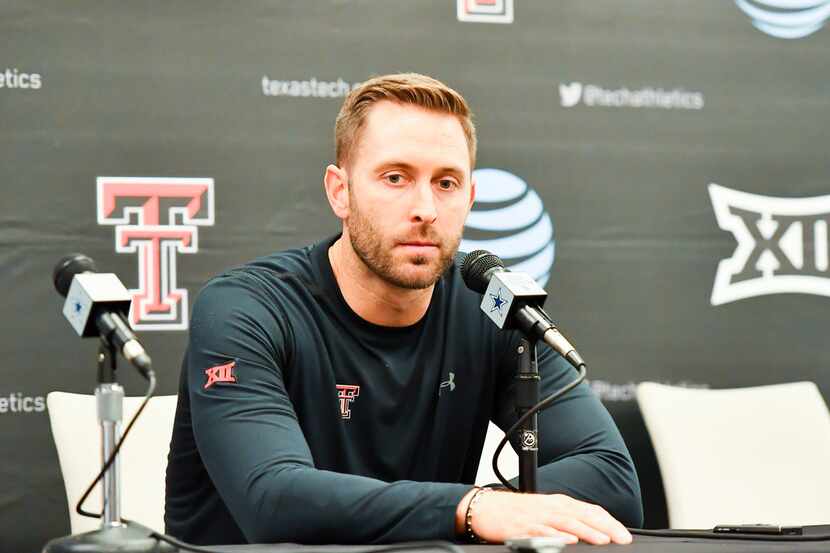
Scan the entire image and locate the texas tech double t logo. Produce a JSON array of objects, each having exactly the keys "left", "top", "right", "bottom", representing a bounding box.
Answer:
[
  {"left": 336, "top": 384, "right": 360, "bottom": 419},
  {"left": 709, "top": 183, "right": 830, "bottom": 305},
  {"left": 97, "top": 177, "right": 215, "bottom": 330}
]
